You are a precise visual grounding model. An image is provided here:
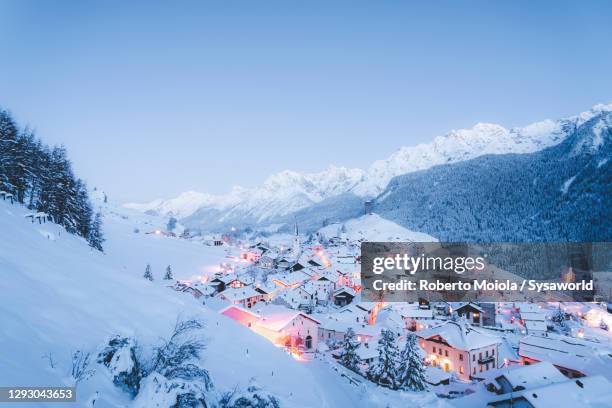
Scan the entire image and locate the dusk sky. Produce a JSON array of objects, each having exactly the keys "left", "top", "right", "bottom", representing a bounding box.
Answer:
[{"left": 1, "top": 1, "right": 611, "bottom": 202}]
